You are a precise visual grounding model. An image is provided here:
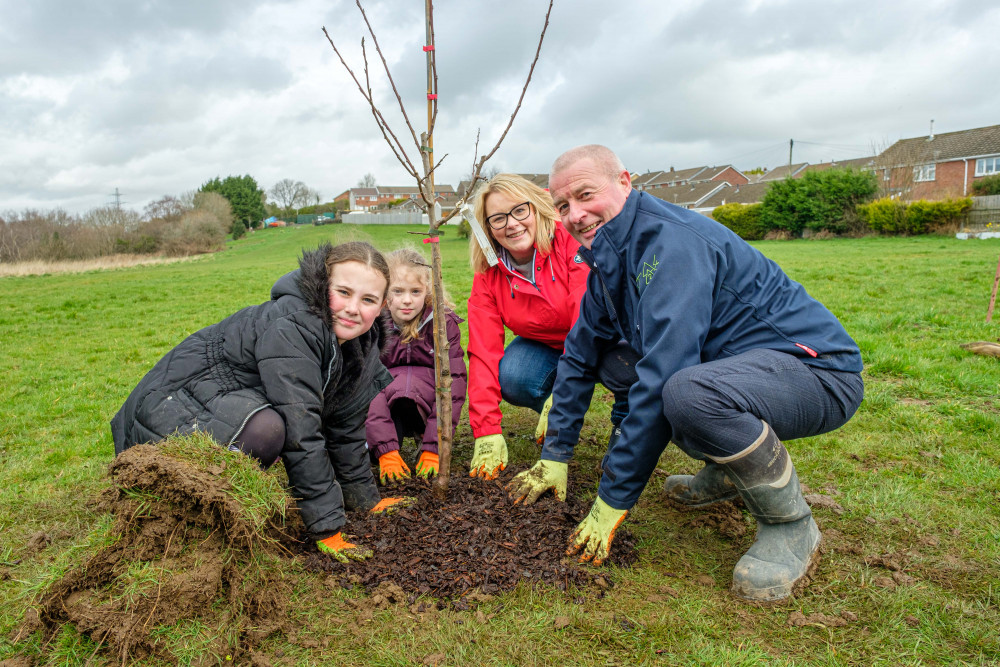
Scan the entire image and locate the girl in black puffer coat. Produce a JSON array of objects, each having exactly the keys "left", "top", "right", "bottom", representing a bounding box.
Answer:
[{"left": 111, "top": 241, "right": 402, "bottom": 557}]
